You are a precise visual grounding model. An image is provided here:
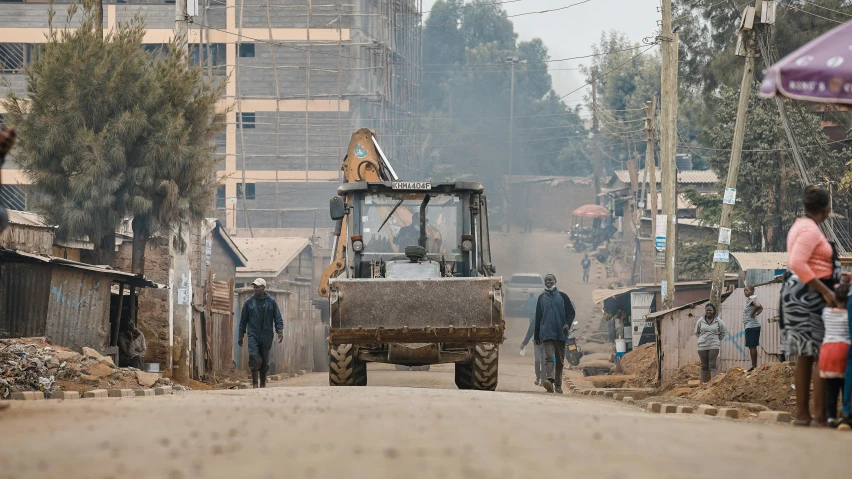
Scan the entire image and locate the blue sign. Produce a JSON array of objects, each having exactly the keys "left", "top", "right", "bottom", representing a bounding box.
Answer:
[
  {"left": 354, "top": 144, "right": 368, "bottom": 158},
  {"left": 655, "top": 235, "right": 666, "bottom": 251}
]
